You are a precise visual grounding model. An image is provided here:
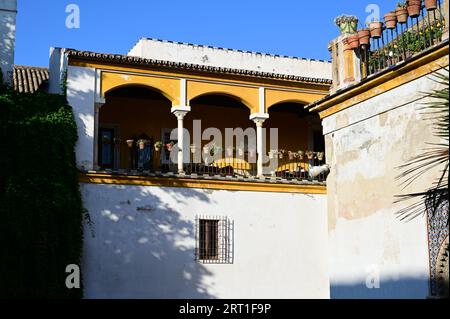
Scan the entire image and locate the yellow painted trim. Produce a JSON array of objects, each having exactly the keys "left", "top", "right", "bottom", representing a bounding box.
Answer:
[
  {"left": 187, "top": 81, "right": 259, "bottom": 113},
  {"left": 69, "top": 59, "right": 330, "bottom": 93},
  {"left": 79, "top": 172, "right": 327, "bottom": 195},
  {"left": 265, "top": 89, "right": 324, "bottom": 111},
  {"left": 311, "top": 45, "right": 449, "bottom": 119},
  {"left": 101, "top": 72, "right": 180, "bottom": 105}
]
